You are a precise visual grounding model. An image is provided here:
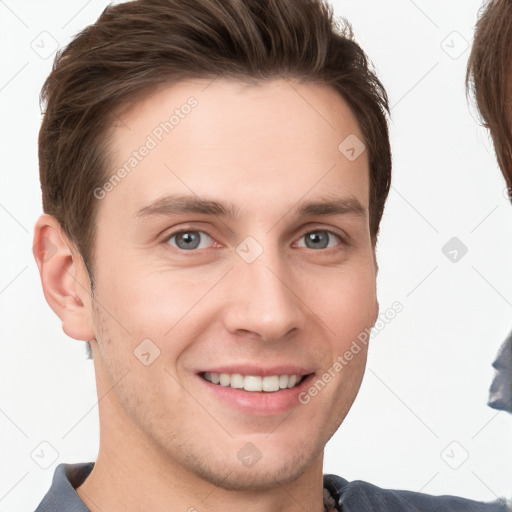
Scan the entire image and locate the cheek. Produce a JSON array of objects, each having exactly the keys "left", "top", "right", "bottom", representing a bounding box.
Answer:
[
  {"left": 93, "top": 254, "right": 214, "bottom": 336},
  {"left": 316, "top": 265, "right": 377, "bottom": 339}
]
